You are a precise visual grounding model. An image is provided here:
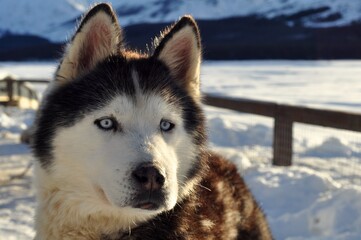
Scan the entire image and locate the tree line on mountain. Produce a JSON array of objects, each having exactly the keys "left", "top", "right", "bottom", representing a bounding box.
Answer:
[{"left": 1, "top": 16, "right": 361, "bottom": 60}]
